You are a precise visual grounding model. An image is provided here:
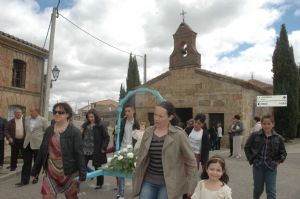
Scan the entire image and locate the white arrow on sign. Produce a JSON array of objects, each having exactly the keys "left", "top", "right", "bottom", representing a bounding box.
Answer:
[{"left": 257, "top": 101, "right": 287, "bottom": 107}]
